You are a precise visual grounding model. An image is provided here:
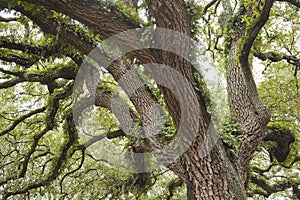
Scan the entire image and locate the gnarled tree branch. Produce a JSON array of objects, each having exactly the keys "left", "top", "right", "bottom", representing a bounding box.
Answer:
[{"left": 254, "top": 51, "right": 300, "bottom": 66}]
